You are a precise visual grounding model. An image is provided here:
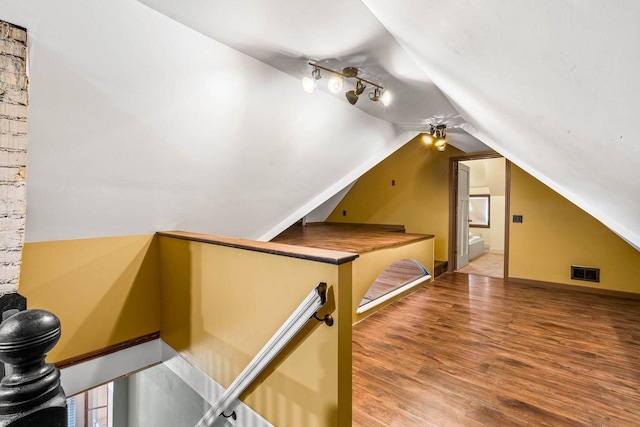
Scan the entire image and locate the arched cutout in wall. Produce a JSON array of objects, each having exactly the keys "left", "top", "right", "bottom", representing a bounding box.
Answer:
[{"left": 357, "top": 259, "right": 430, "bottom": 314}]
